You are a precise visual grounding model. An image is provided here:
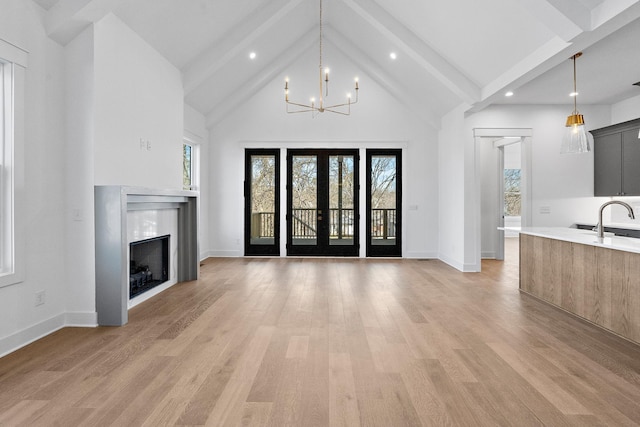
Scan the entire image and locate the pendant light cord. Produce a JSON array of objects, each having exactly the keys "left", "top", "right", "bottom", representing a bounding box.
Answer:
[{"left": 573, "top": 54, "right": 578, "bottom": 114}]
